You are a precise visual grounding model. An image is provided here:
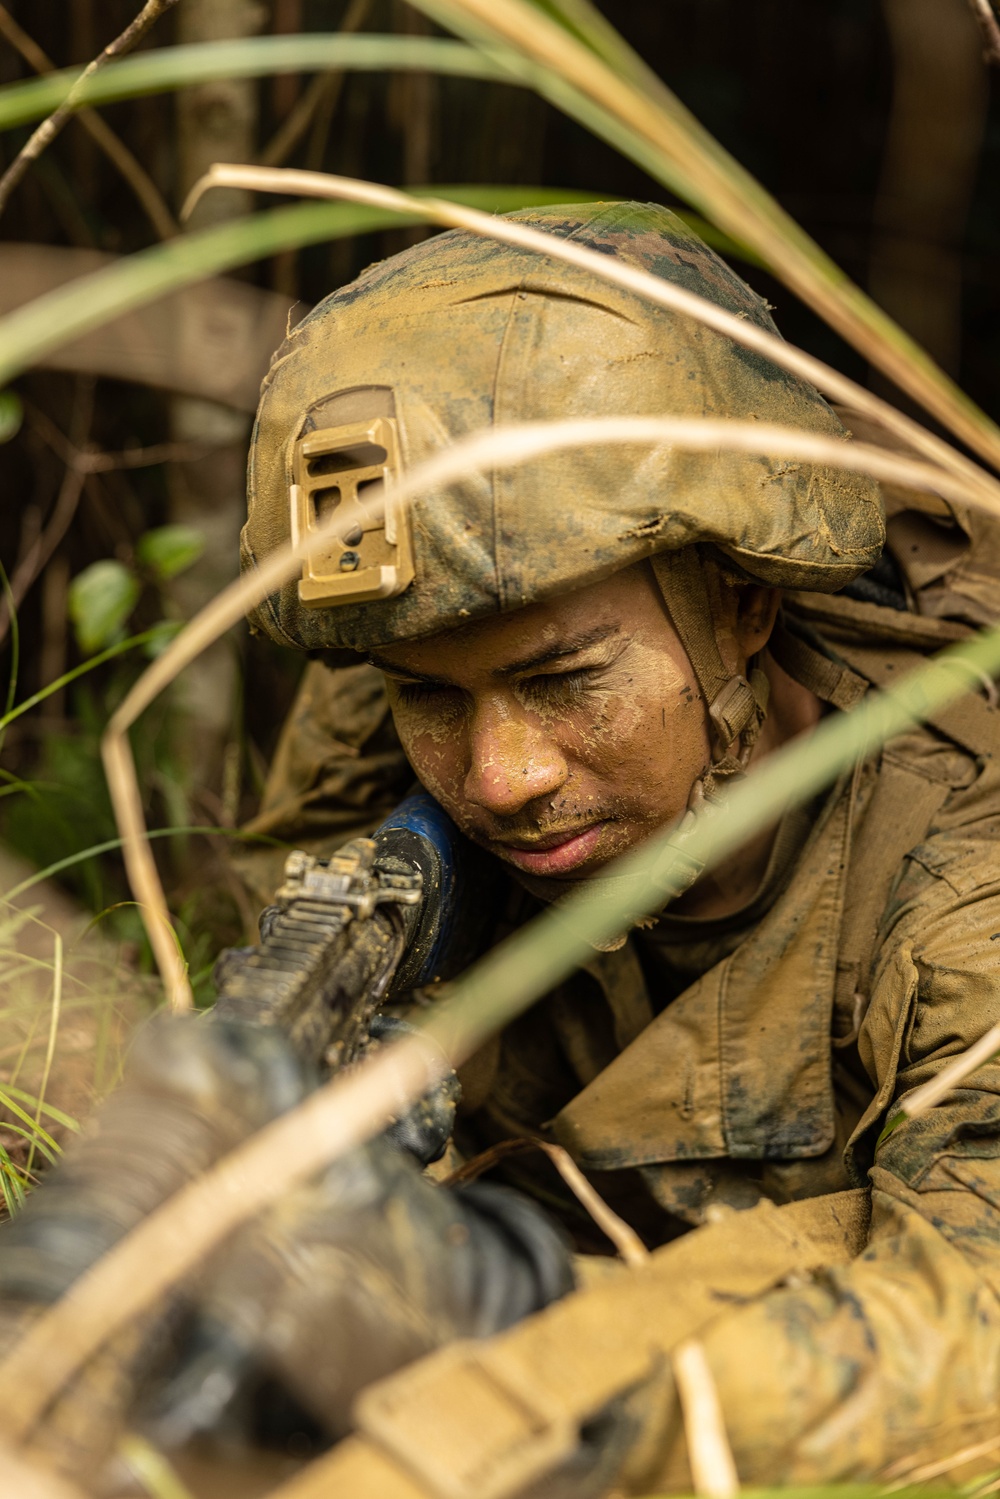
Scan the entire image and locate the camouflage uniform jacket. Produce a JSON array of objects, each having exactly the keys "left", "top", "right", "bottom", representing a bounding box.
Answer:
[{"left": 237, "top": 587, "right": 1000, "bottom": 1485}]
